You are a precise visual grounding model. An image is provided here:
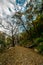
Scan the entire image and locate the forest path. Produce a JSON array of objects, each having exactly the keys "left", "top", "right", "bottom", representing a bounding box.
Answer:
[{"left": 0, "top": 46, "right": 43, "bottom": 65}]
